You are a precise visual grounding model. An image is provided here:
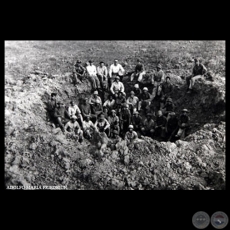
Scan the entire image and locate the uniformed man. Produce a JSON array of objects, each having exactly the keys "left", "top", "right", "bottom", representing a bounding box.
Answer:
[
  {"left": 82, "top": 115, "right": 95, "bottom": 140},
  {"left": 175, "top": 109, "right": 190, "bottom": 138},
  {"left": 95, "top": 113, "right": 110, "bottom": 137},
  {"left": 110, "top": 76, "right": 125, "bottom": 95},
  {"left": 162, "top": 97, "right": 175, "bottom": 120},
  {"left": 166, "top": 112, "right": 179, "bottom": 141},
  {"left": 162, "top": 76, "right": 173, "bottom": 101},
  {"left": 138, "top": 87, "right": 151, "bottom": 114},
  {"left": 155, "top": 110, "right": 167, "bottom": 140},
  {"left": 73, "top": 60, "right": 86, "bottom": 84},
  {"left": 86, "top": 60, "right": 101, "bottom": 90},
  {"left": 109, "top": 59, "right": 125, "bottom": 85},
  {"left": 133, "top": 83, "right": 142, "bottom": 98},
  {"left": 103, "top": 94, "right": 115, "bottom": 115},
  {"left": 141, "top": 113, "right": 155, "bottom": 137},
  {"left": 125, "top": 125, "right": 138, "bottom": 146},
  {"left": 186, "top": 58, "right": 207, "bottom": 93},
  {"left": 130, "top": 59, "right": 146, "bottom": 86},
  {"left": 97, "top": 61, "right": 108, "bottom": 90},
  {"left": 126, "top": 91, "right": 139, "bottom": 115},
  {"left": 131, "top": 111, "right": 142, "bottom": 133},
  {"left": 46, "top": 93, "right": 57, "bottom": 122},
  {"left": 108, "top": 109, "right": 120, "bottom": 138},
  {"left": 68, "top": 100, "right": 83, "bottom": 127},
  {"left": 54, "top": 101, "right": 70, "bottom": 133},
  {"left": 65, "top": 116, "right": 83, "bottom": 143},
  {"left": 119, "top": 104, "right": 131, "bottom": 135},
  {"left": 151, "top": 64, "right": 165, "bottom": 98}
]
